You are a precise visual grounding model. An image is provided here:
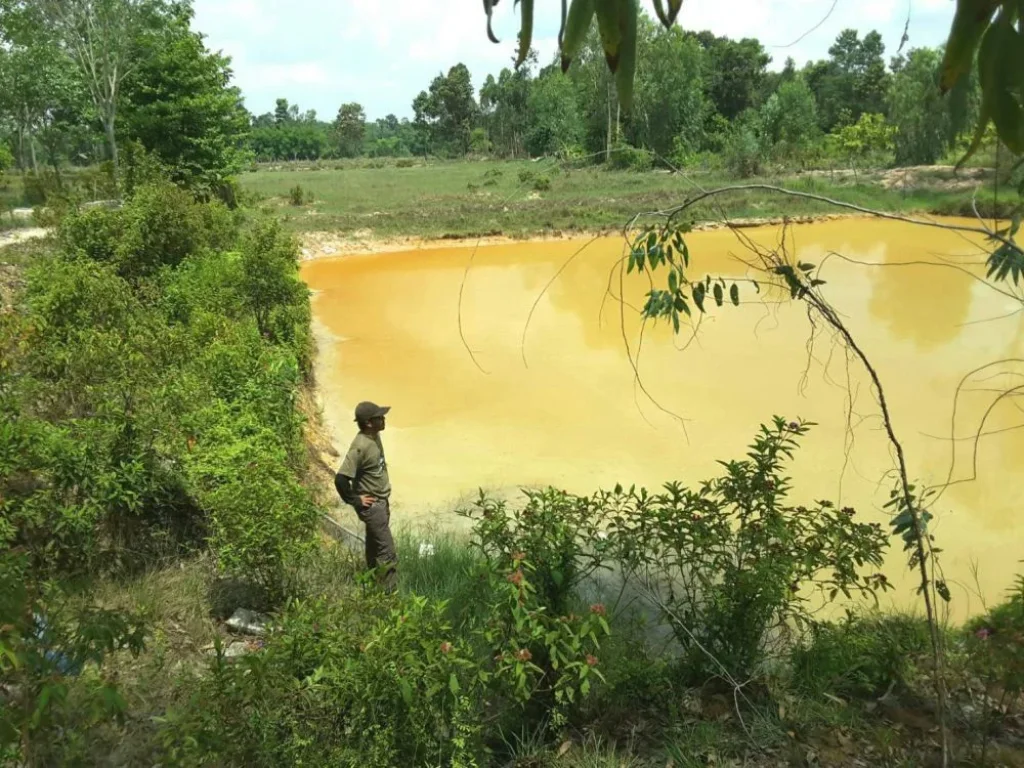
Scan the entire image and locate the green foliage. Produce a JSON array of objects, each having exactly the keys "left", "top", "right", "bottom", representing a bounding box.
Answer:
[
  {"left": 723, "top": 121, "right": 763, "bottom": 178},
  {"left": 157, "top": 593, "right": 486, "bottom": 766},
  {"left": 759, "top": 78, "right": 820, "bottom": 164},
  {"left": 239, "top": 217, "right": 310, "bottom": 343},
  {"left": 0, "top": 549, "right": 147, "bottom": 765},
  {"left": 334, "top": 102, "right": 367, "bottom": 158},
  {"left": 459, "top": 488, "right": 610, "bottom": 615},
  {"left": 603, "top": 418, "right": 891, "bottom": 680},
  {"left": 940, "top": 1, "right": 1024, "bottom": 161},
  {"left": 158, "top": 526, "right": 609, "bottom": 765},
  {"left": 0, "top": 143, "right": 13, "bottom": 175},
  {"left": 827, "top": 112, "right": 896, "bottom": 168},
  {"left": 888, "top": 48, "right": 956, "bottom": 165},
  {"left": 119, "top": 4, "right": 250, "bottom": 197},
  {"left": 804, "top": 30, "right": 889, "bottom": 133},
  {"left": 791, "top": 614, "right": 931, "bottom": 698},
  {"left": 58, "top": 180, "right": 236, "bottom": 280},
  {"left": 414, "top": 63, "right": 478, "bottom": 157},
  {"left": 288, "top": 183, "right": 307, "bottom": 206},
  {"left": 525, "top": 70, "right": 583, "bottom": 157},
  {"left": 4, "top": 173, "right": 316, "bottom": 603},
  {"left": 607, "top": 142, "right": 653, "bottom": 172},
  {"left": 966, "top": 574, "right": 1024, "bottom": 697}
]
